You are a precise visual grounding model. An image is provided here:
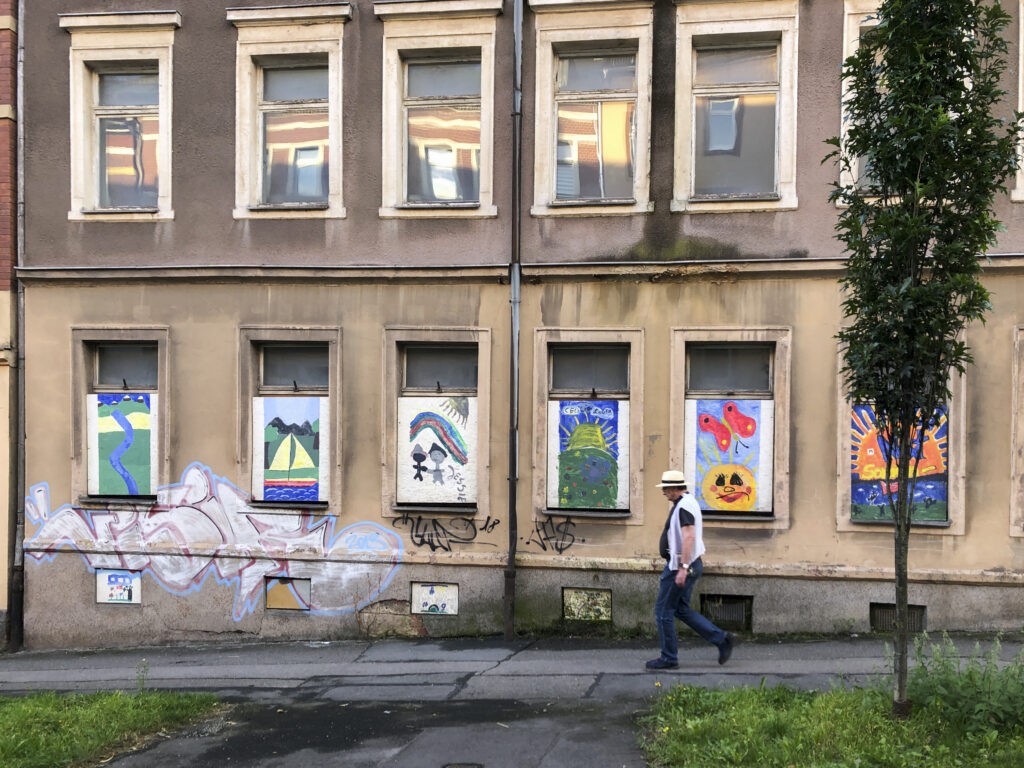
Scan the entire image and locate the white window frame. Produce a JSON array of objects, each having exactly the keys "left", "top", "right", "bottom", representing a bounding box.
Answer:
[
  {"left": 530, "top": 0, "right": 654, "bottom": 218},
  {"left": 834, "top": 348, "right": 966, "bottom": 536},
  {"left": 672, "top": 0, "right": 798, "bottom": 214},
  {"left": 61, "top": 12, "right": 179, "bottom": 222},
  {"left": 670, "top": 327, "right": 791, "bottom": 530},
  {"left": 382, "top": 327, "right": 492, "bottom": 519},
  {"left": 229, "top": 5, "right": 349, "bottom": 220},
  {"left": 838, "top": 0, "right": 879, "bottom": 200},
  {"left": 376, "top": 0, "right": 500, "bottom": 219},
  {"left": 1013, "top": 1, "right": 1024, "bottom": 202},
  {"left": 532, "top": 328, "right": 644, "bottom": 521}
]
